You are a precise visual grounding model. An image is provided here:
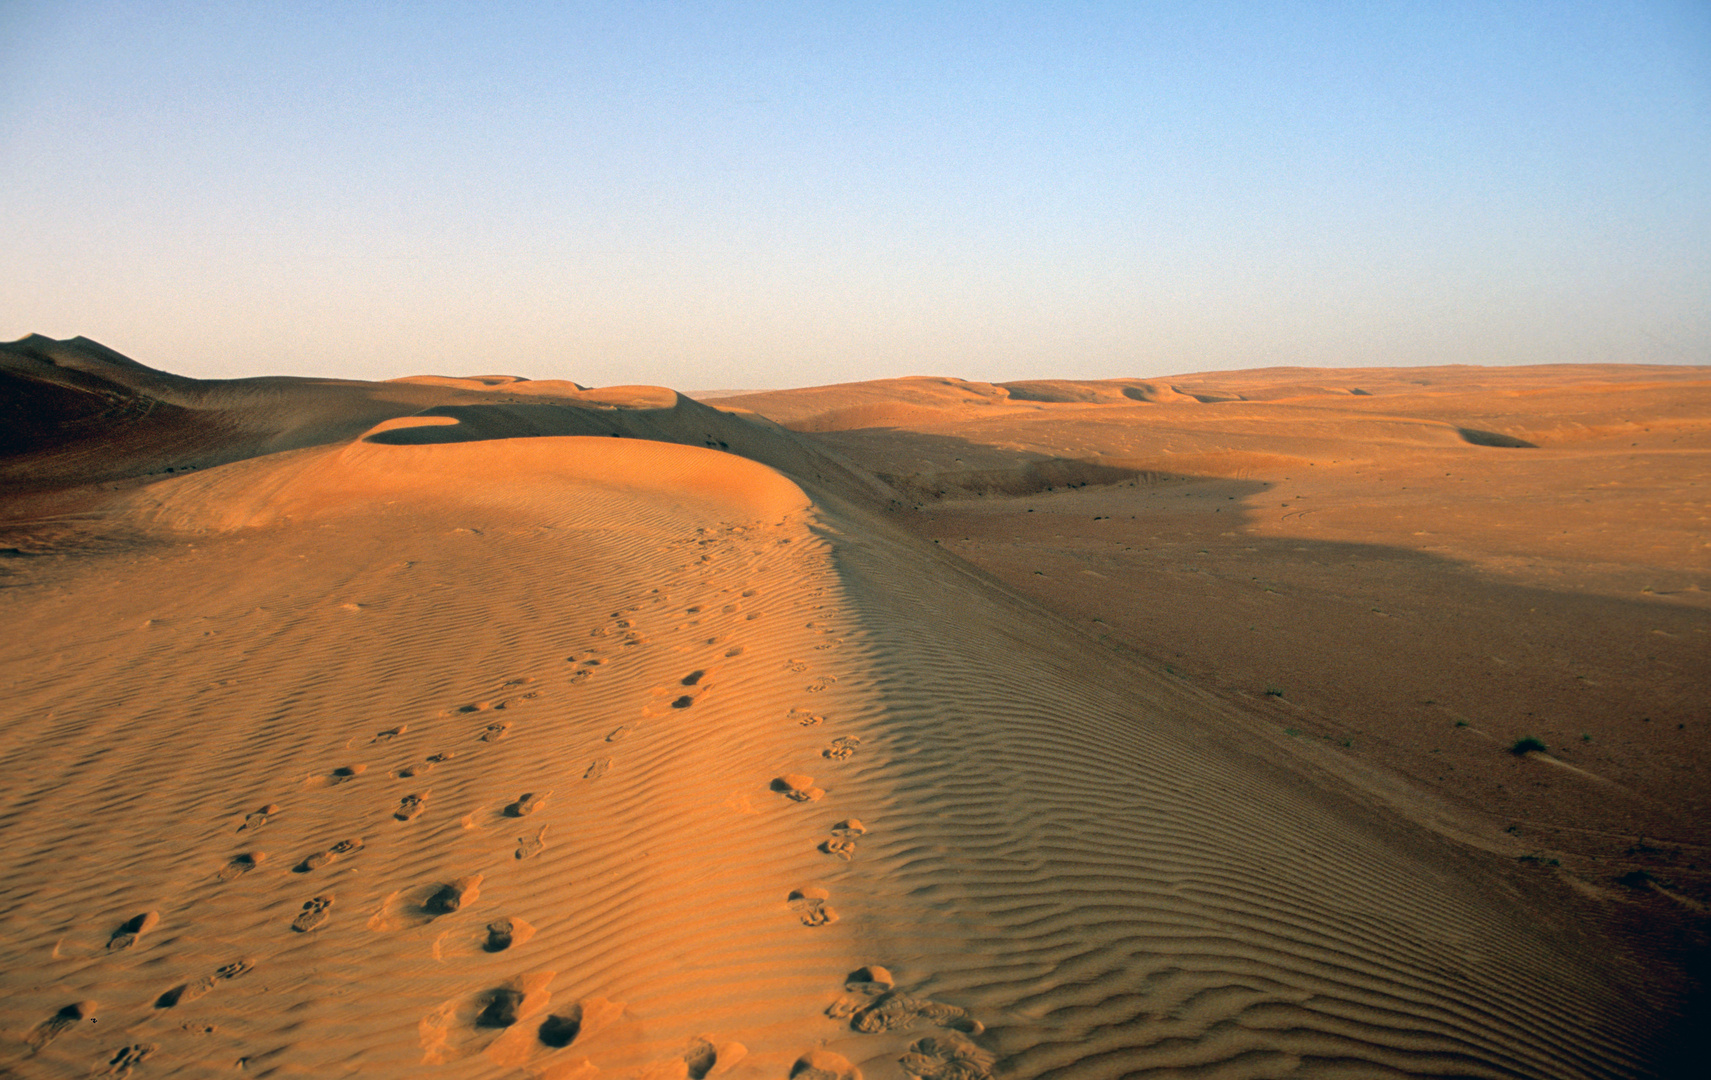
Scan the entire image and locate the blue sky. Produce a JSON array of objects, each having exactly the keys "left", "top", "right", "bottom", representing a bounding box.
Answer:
[{"left": 2, "top": 1, "right": 1707, "bottom": 387}]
